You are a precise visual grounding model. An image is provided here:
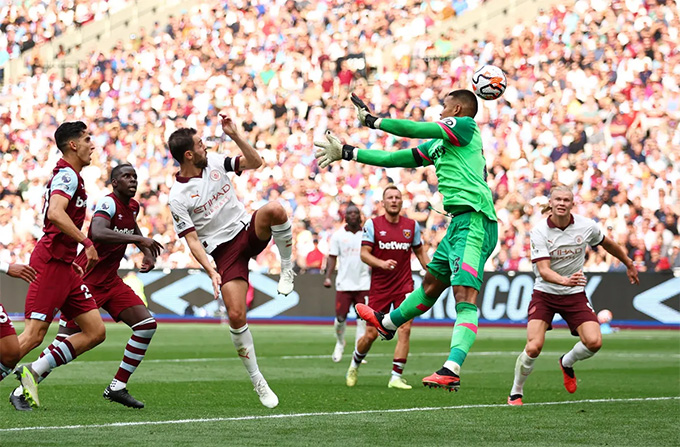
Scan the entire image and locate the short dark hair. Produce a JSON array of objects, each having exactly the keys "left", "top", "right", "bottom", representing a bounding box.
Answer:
[
  {"left": 168, "top": 128, "right": 197, "bottom": 163},
  {"left": 110, "top": 163, "right": 134, "bottom": 182},
  {"left": 54, "top": 121, "right": 87, "bottom": 153},
  {"left": 447, "top": 89, "right": 479, "bottom": 118},
  {"left": 382, "top": 184, "right": 401, "bottom": 199}
]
